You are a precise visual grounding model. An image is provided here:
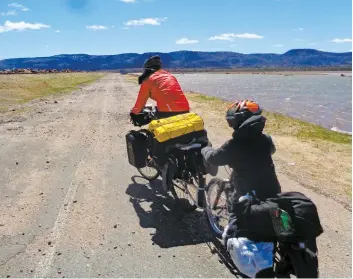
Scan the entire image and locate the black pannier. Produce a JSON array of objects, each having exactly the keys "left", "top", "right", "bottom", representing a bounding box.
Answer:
[
  {"left": 126, "top": 131, "right": 148, "bottom": 168},
  {"left": 269, "top": 192, "right": 324, "bottom": 241},
  {"left": 231, "top": 191, "right": 323, "bottom": 243}
]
